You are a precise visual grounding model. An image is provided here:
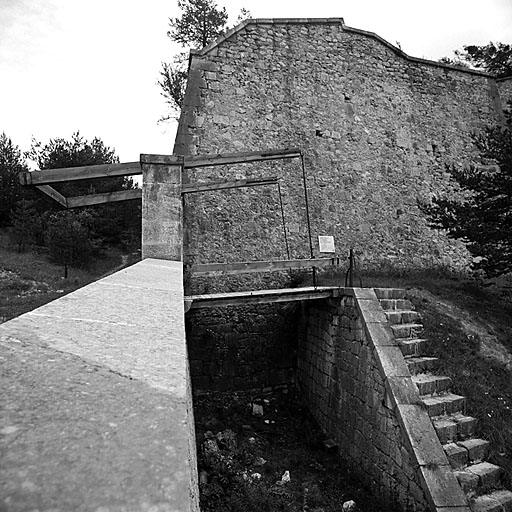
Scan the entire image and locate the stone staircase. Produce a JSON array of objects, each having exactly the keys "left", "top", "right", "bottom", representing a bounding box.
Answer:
[{"left": 375, "top": 288, "right": 512, "bottom": 512}]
